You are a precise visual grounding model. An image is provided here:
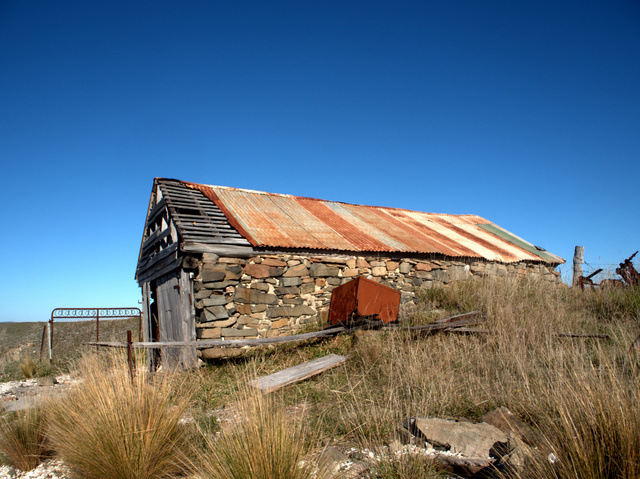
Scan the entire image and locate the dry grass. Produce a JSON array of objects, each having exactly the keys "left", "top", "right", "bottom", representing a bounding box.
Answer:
[
  {"left": 181, "top": 277, "right": 640, "bottom": 479},
  {"left": 194, "top": 378, "right": 331, "bottom": 479},
  {"left": 45, "top": 353, "right": 192, "bottom": 479},
  {"left": 306, "top": 278, "right": 640, "bottom": 478},
  {"left": 519, "top": 356, "right": 640, "bottom": 479},
  {"left": 19, "top": 357, "right": 37, "bottom": 379},
  {"left": 0, "top": 404, "right": 50, "bottom": 471},
  {"left": 3, "top": 276, "right": 639, "bottom": 479}
]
